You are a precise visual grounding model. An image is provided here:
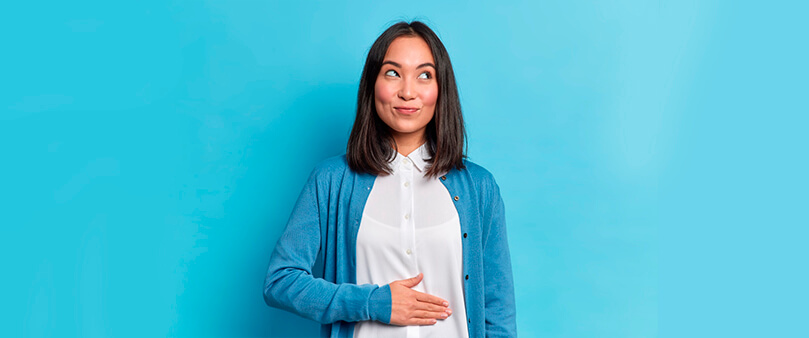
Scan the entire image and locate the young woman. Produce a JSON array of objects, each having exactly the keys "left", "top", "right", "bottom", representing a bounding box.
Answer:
[{"left": 264, "top": 21, "right": 516, "bottom": 338}]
